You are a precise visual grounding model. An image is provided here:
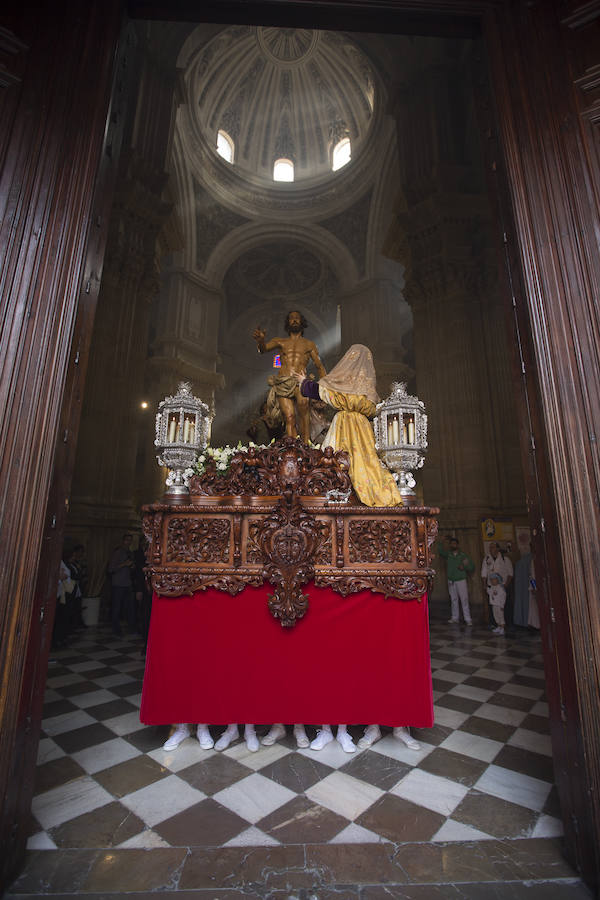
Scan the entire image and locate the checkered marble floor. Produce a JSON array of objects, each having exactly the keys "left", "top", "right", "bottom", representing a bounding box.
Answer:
[{"left": 27, "top": 618, "right": 562, "bottom": 855}]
